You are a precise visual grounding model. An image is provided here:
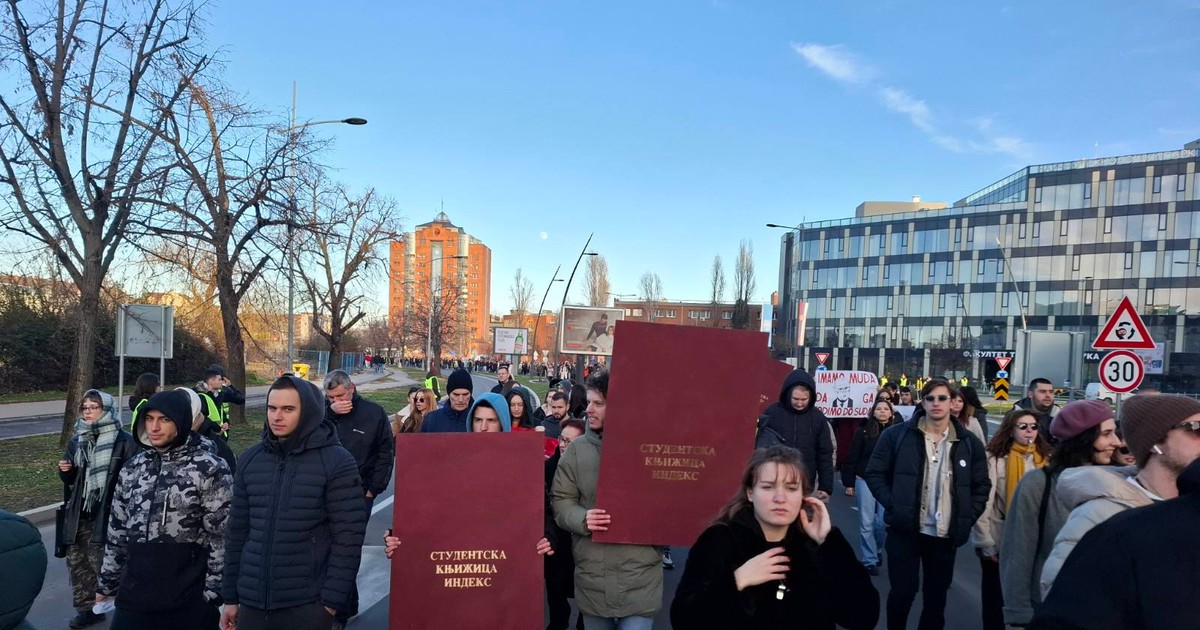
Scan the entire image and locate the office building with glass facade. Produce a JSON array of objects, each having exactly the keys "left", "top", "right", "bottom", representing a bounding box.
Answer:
[{"left": 775, "top": 146, "right": 1200, "bottom": 389}]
